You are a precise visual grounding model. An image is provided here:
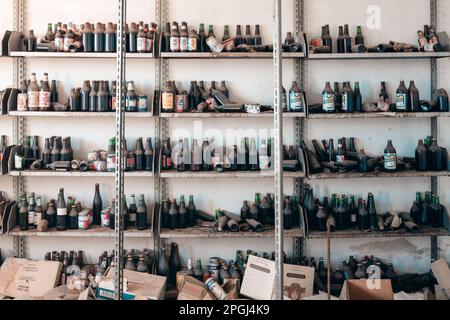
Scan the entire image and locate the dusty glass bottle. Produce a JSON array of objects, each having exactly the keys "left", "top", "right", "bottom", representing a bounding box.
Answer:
[
  {"left": 322, "top": 82, "right": 335, "bottom": 113},
  {"left": 137, "top": 194, "right": 148, "bottom": 230},
  {"left": 383, "top": 140, "right": 397, "bottom": 172},
  {"left": 56, "top": 188, "right": 67, "bottom": 231}
]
